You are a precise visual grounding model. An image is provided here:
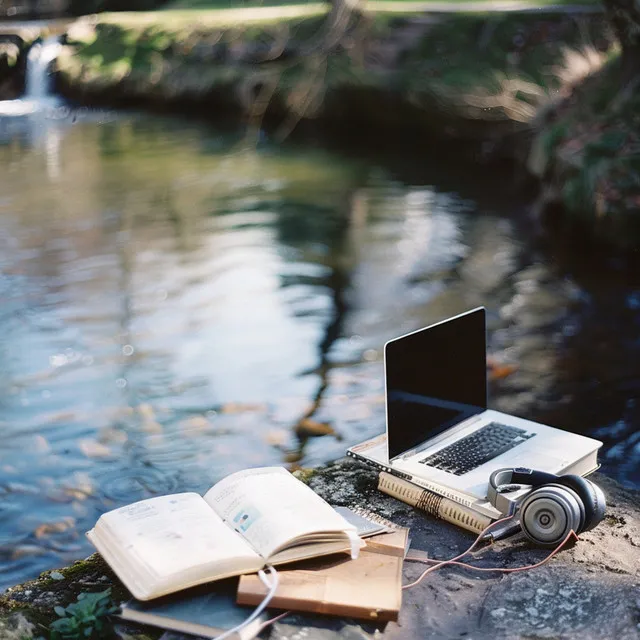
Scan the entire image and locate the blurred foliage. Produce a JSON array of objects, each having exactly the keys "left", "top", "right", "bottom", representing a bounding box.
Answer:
[
  {"left": 57, "top": 10, "right": 615, "bottom": 133},
  {"left": 530, "top": 55, "right": 640, "bottom": 248}
]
